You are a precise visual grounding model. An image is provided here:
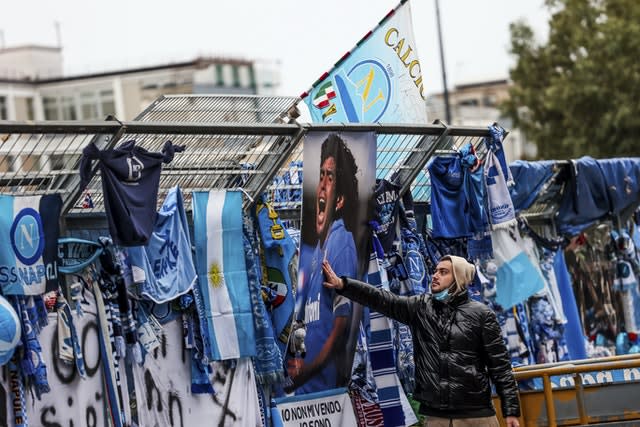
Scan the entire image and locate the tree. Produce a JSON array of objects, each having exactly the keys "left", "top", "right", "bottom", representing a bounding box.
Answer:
[{"left": 502, "top": 0, "right": 640, "bottom": 160}]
